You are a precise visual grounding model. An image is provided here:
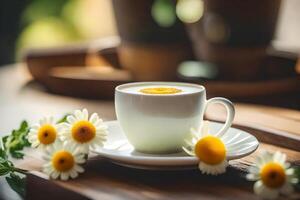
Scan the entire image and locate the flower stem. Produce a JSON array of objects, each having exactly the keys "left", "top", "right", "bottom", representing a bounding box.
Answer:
[{"left": 13, "top": 168, "right": 28, "bottom": 175}]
